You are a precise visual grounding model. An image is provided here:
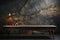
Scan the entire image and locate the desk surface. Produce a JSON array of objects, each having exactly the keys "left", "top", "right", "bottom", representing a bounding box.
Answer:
[{"left": 3, "top": 25, "right": 56, "bottom": 27}]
